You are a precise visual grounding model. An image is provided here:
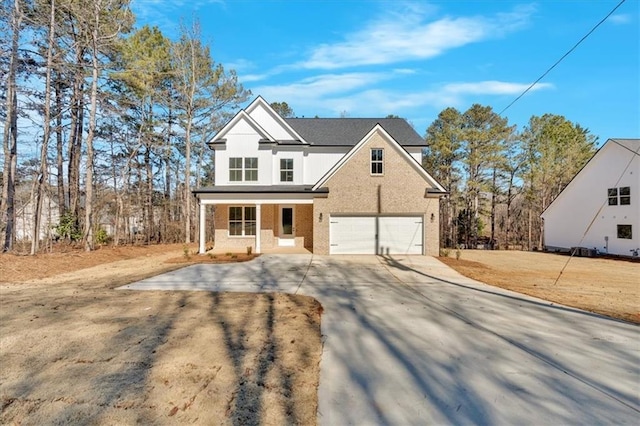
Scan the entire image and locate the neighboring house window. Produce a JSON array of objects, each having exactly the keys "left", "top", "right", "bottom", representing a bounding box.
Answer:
[
  {"left": 229, "top": 158, "right": 243, "bottom": 182},
  {"left": 245, "top": 158, "right": 258, "bottom": 181},
  {"left": 229, "top": 157, "right": 258, "bottom": 182},
  {"left": 371, "top": 148, "right": 383, "bottom": 175},
  {"left": 619, "top": 186, "right": 631, "bottom": 205},
  {"left": 617, "top": 224, "right": 632, "bottom": 239},
  {"left": 229, "top": 206, "right": 256, "bottom": 236},
  {"left": 280, "top": 158, "right": 293, "bottom": 182},
  {"left": 608, "top": 186, "right": 631, "bottom": 205}
]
